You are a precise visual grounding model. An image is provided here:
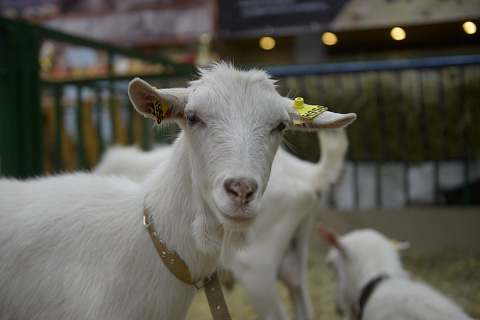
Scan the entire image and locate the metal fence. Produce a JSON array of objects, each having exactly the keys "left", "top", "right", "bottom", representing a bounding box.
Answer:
[
  {"left": 267, "top": 56, "right": 480, "bottom": 208},
  {"left": 0, "top": 17, "right": 194, "bottom": 178},
  {"left": 1, "top": 17, "right": 479, "bottom": 207}
]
